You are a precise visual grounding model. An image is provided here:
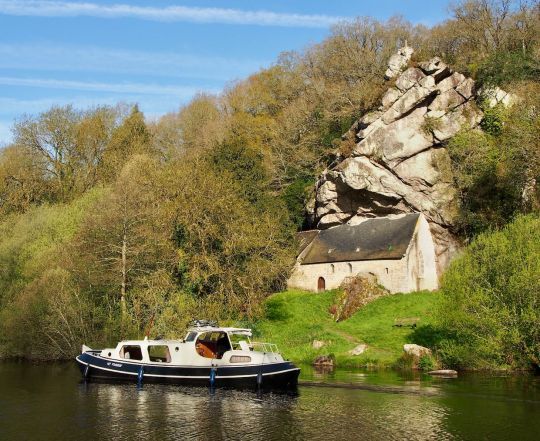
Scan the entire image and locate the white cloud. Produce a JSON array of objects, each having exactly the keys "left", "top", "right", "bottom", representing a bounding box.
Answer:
[
  {"left": 0, "top": 43, "right": 265, "bottom": 81},
  {"left": 0, "top": 76, "right": 220, "bottom": 97},
  {"left": 0, "top": 0, "right": 345, "bottom": 28}
]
